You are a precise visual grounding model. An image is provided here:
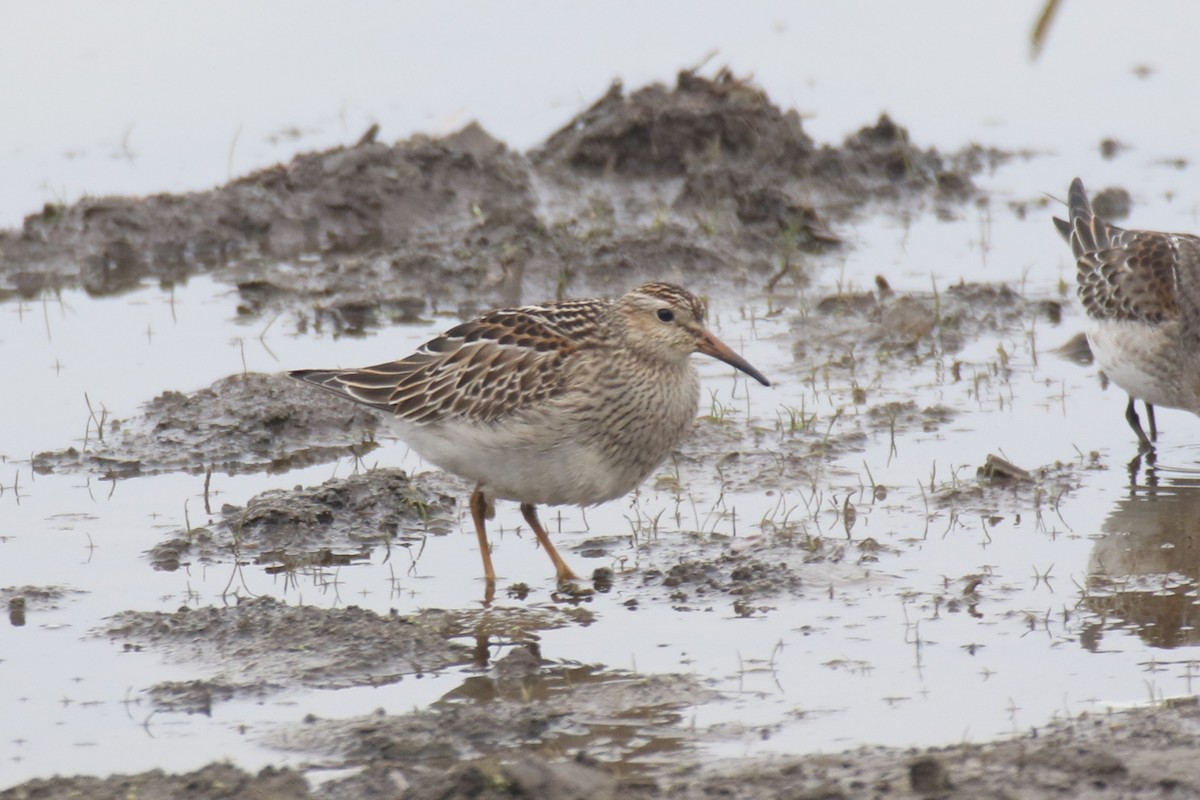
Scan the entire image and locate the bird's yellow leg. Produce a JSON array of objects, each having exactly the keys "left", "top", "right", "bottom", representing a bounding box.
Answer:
[
  {"left": 520, "top": 503, "right": 579, "bottom": 584},
  {"left": 470, "top": 486, "right": 497, "bottom": 584}
]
